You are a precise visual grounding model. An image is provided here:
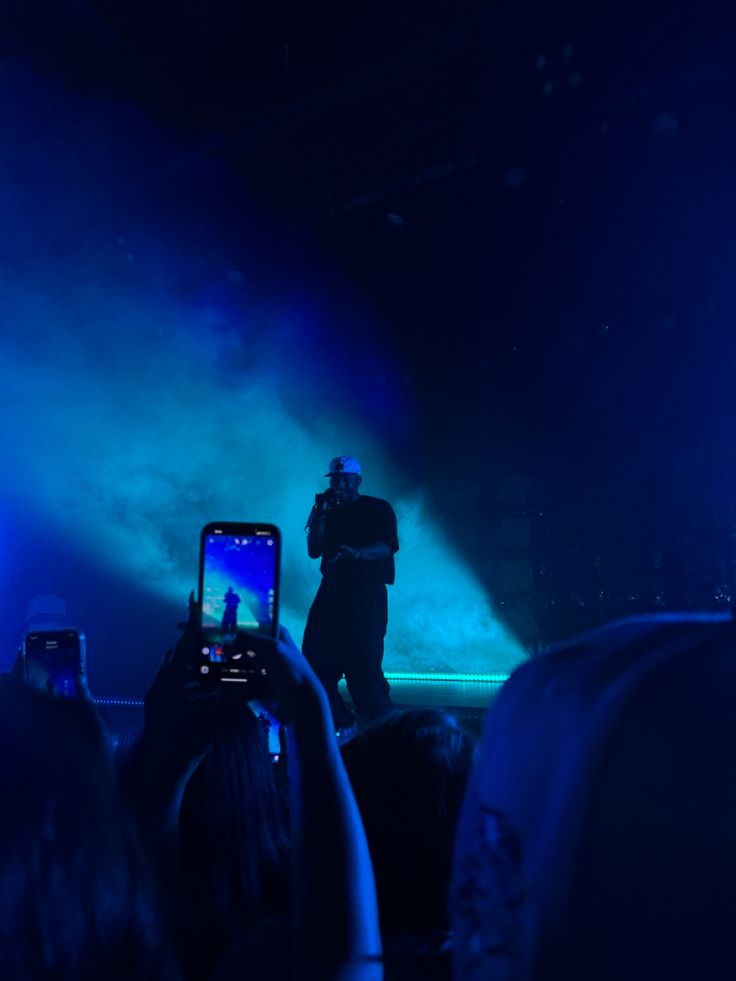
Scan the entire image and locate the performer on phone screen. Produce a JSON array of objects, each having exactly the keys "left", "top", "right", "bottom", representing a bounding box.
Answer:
[{"left": 222, "top": 586, "right": 241, "bottom": 633}]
